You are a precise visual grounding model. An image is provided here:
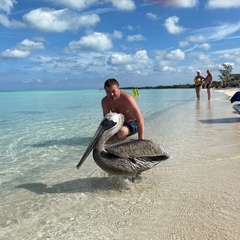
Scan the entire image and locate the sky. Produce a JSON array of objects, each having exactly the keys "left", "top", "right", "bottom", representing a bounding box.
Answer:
[{"left": 0, "top": 0, "right": 240, "bottom": 90}]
